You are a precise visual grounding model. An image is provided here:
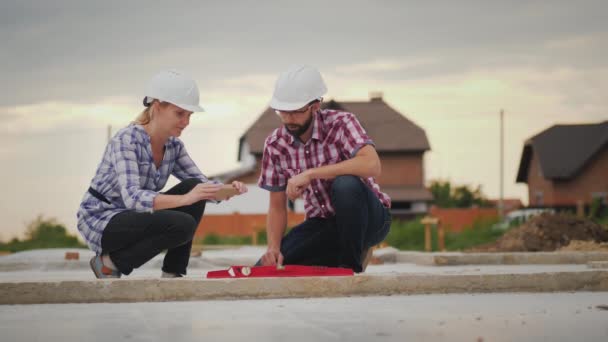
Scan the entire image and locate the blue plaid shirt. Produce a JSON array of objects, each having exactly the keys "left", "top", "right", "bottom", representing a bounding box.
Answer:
[{"left": 77, "top": 124, "right": 210, "bottom": 254}]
